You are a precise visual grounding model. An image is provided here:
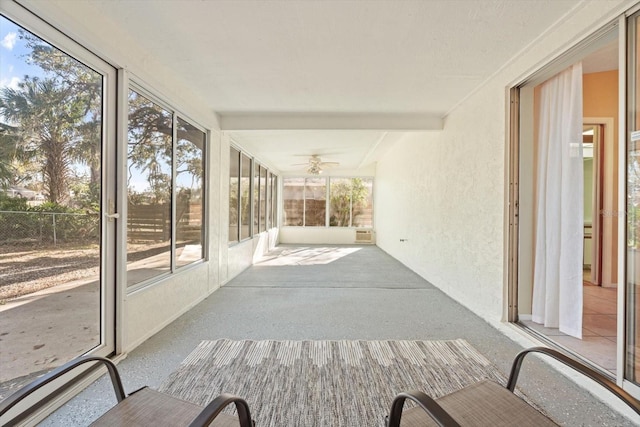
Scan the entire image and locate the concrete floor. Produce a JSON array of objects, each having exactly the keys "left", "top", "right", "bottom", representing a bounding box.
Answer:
[{"left": 42, "top": 245, "right": 637, "bottom": 426}]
